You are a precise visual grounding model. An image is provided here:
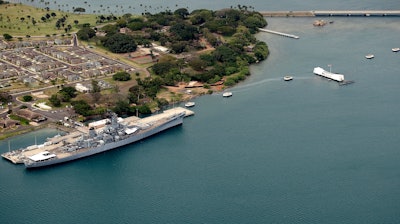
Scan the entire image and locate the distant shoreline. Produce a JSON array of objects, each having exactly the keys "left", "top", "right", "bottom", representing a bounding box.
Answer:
[{"left": 259, "top": 10, "right": 400, "bottom": 17}]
